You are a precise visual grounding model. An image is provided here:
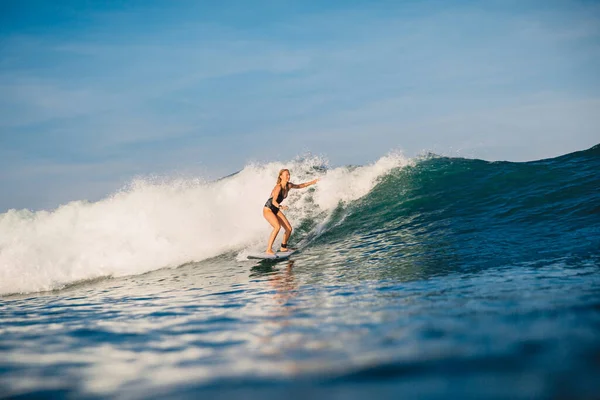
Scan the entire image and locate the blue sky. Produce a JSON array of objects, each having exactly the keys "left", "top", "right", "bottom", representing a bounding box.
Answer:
[{"left": 1, "top": 0, "right": 599, "bottom": 211}]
